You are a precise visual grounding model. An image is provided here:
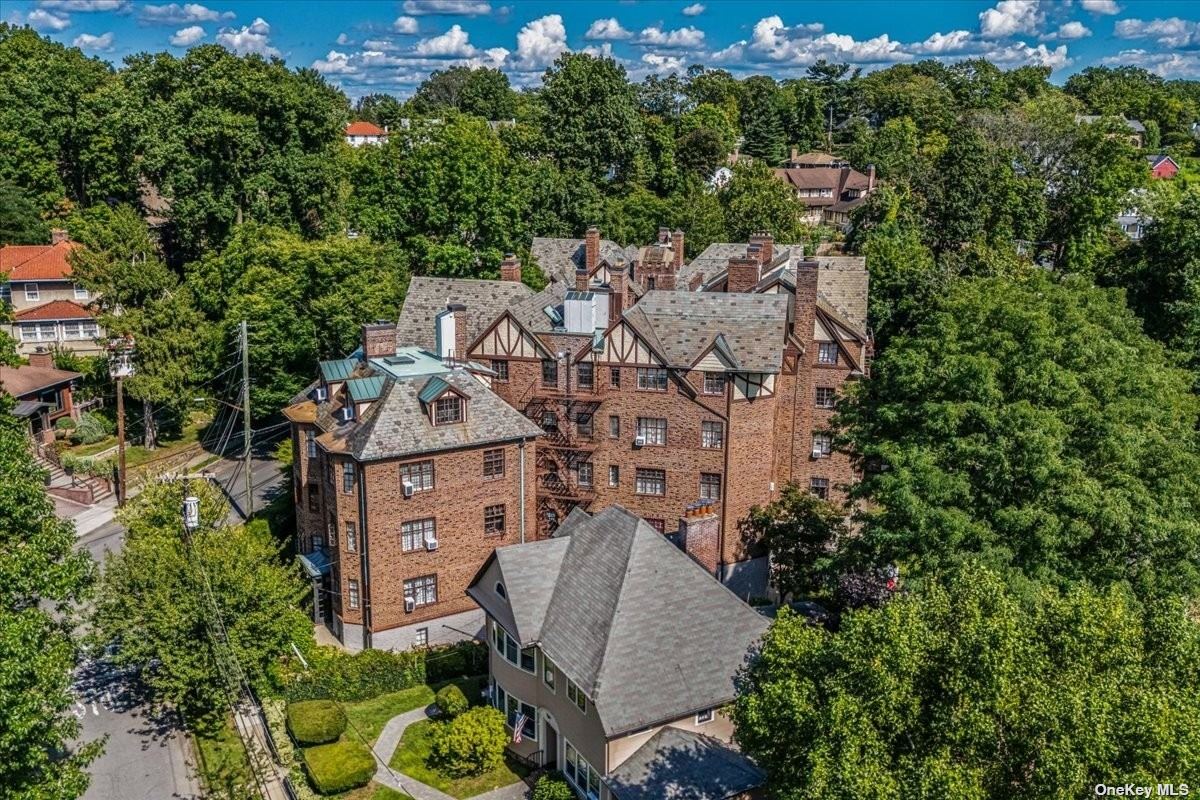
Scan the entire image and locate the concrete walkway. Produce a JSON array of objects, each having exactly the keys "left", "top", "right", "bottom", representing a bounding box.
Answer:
[{"left": 371, "top": 706, "right": 530, "bottom": 800}]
